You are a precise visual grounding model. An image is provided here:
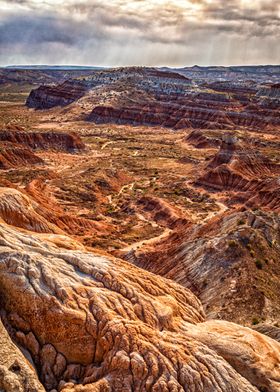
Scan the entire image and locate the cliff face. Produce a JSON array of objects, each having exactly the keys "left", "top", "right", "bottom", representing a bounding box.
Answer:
[
  {"left": 0, "top": 219, "right": 280, "bottom": 392},
  {"left": 0, "top": 130, "right": 85, "bottom": 152},
  {"left": 87, "top": 99, "right": 280, "bottom": 130},
  {"left": 26, "top": 81, "right": 88, "bottom": 109}
]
